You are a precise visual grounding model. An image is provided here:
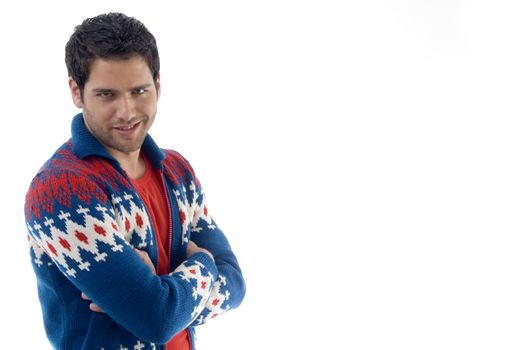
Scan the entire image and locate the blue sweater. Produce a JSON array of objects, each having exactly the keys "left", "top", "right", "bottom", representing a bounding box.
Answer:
[{"left": 24, "top": 114, "right": 245, "bottom": 349}]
